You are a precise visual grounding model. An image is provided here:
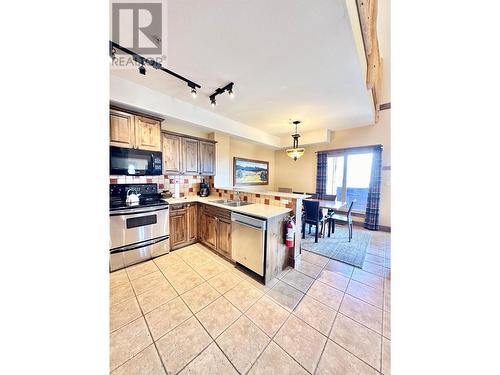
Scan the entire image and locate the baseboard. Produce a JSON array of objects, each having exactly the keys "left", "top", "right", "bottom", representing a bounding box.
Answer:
[{"left": 350, "top": 220, "right": 391, "bottom": 232}]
